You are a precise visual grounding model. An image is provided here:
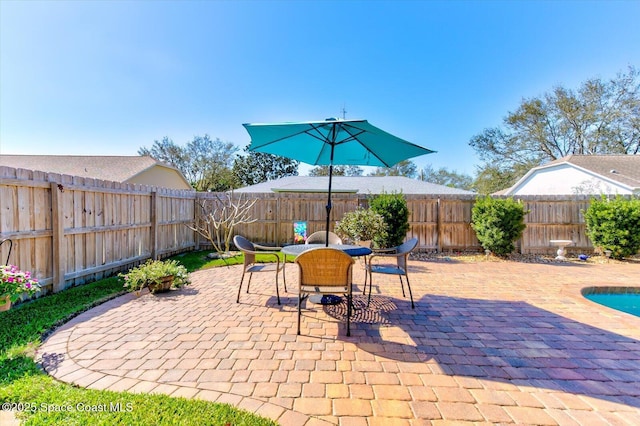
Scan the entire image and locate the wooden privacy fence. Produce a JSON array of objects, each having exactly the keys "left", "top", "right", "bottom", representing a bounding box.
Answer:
[
  {"left": 206, "top": 192, "right": 363, "bottom": 247},
  {"left": 1, "top": 165, "right": 605, "bottom": 295},
  {"left": 225, "top": 193, "right": 596, "bottom": 255},
  {"left": 0, "top": 167, "right": 195, "bottom": 294},
  {"left": 406, "top": 195, "right": 595, "bottom": 254}
]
